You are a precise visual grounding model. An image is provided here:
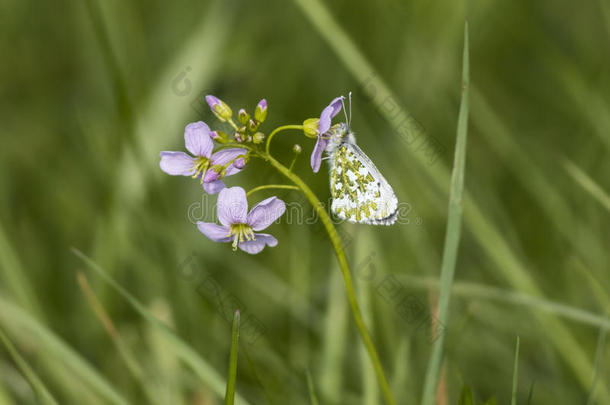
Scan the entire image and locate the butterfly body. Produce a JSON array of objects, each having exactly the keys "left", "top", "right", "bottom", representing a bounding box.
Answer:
[{"left": 326, "top": 123, "right": 399, "bottom": 225}]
